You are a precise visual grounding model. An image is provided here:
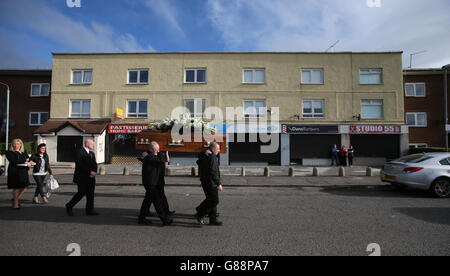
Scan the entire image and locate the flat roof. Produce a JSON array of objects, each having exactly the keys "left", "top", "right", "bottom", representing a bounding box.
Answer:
[
  {"left": 0, "top": 69, "right": 52, "bottom": 76},
  {"left": 52, "top": 51, "right": 403, "bottom": 56}
]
